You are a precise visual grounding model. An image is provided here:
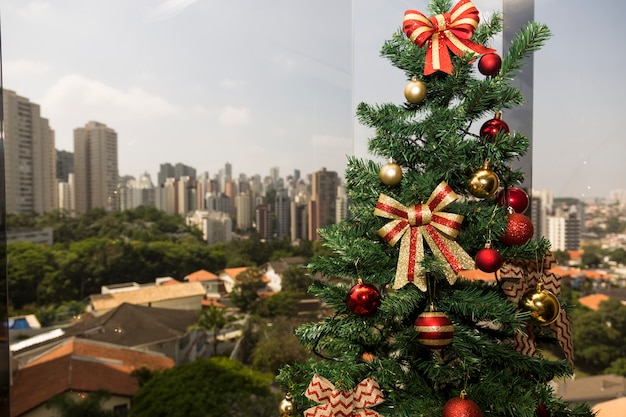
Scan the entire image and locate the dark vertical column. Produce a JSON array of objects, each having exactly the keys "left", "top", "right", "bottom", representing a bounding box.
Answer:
[
  {"left": 0, "top": 19, "right": 10, "bottom": 415},
  {"left": 503, "top": 0, "right": 534, "bottom": 194}
]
